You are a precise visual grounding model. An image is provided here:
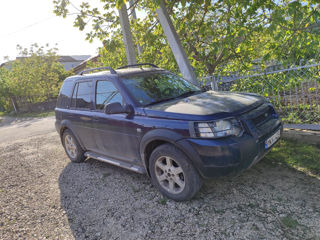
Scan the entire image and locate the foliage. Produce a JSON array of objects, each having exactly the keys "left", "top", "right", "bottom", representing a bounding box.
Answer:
[
  {"left": 0, "top": 68, "right": 10, "bottom": 111},
  {"left": 0, "top": 44, "right": 71, "bottom": 112},
  {"left": 280, "top": 104, "right": 320, "bottom": 124},
  {"left": 267, "top": 139, "right": 320, "bottom": 178},
  {"left": 264, "top": 0, "right": 320, "bottom": 65},
  {"left": 99, "top": 34, "right": 127, "bottom": 69},
  {"left": 280, "top": 216, "right": 299, "bottom": 229},
  {"left": 53, "top": 0, "right": 320, "bottom": 76}
]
